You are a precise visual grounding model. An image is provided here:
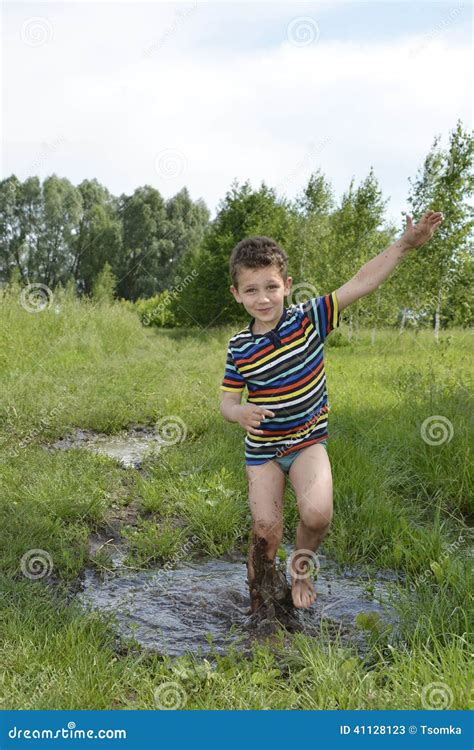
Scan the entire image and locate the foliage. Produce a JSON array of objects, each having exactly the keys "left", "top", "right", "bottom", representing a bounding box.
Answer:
[
  {"left": 91, "top": 262, "right": 117, "bottom": 304},
  {"left": 134, "top": 290, "right": 177, "bottom": 328},
  {"left": 0, "top": 121, "right": 472, "bottom": 332},
  {"left": 170, "top": 179, "right": 299, "bottom": 328},
  {"left": 0, "top": 292, "right": 472, "bottom": 709},
  {"left": 0, "top": 178, "right": 208, "bottom": 301}
]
